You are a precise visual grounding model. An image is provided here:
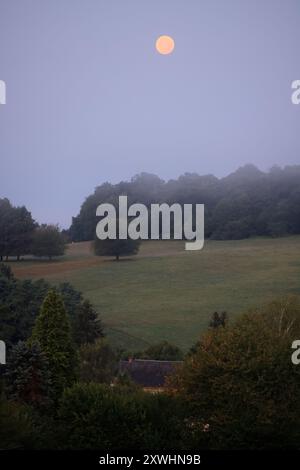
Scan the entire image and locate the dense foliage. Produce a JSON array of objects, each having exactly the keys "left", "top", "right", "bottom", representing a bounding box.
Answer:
[
  {"left": 128, "top": 341, "right": 184, "bottom": 361},
  {"left": 168, "top": 296, "right": 300, "bottom": 449},
  {"left": 32, "top": 225, "right": 66, "bottom": 259},
  {"left": 73, "top": 300, "right": 104, "bottom": 345},
  {"left": 0, "top": 397, "right": 36, "bottom": 450},
  {"left": 0, "top": 265, "right": 103, "bottom": 348},
  {"left": 79, "top": 339, "right": 117, "bottom": 384},
  {"left": 70, "top": 165, "right": 300, "bottom": 241},
  {"left": 4, "top": 341, "right": 52, "bottom": 407},
  {"left": 0, "top": 199, "right": 36, "bottom": 260},
  {"left": 94, "top": 236, "right": 140, "bottom": 260},
  {"left": 0, "top": 199, "right": 65, "bottom": 260},
  {"left": 57, "top": 383, "right": 184, "bottom": 450},
  {"left": 1, "top": 293, "right": 300, "bottom": 449}
]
